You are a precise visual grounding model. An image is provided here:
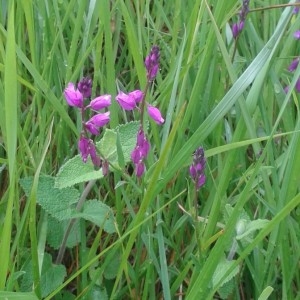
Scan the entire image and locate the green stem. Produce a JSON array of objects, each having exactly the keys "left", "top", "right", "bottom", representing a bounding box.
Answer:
[{"left": 55, "top": 180, "right": 96, "bottom": 264}]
